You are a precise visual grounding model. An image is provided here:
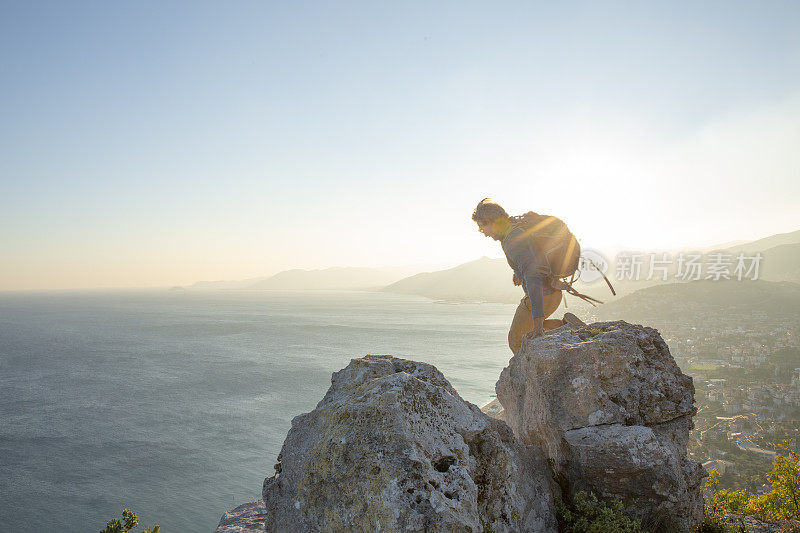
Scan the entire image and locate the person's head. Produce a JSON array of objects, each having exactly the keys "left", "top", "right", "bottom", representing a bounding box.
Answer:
[{"left": 472, "top": 198, "right": 510, "bottom": 241}]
